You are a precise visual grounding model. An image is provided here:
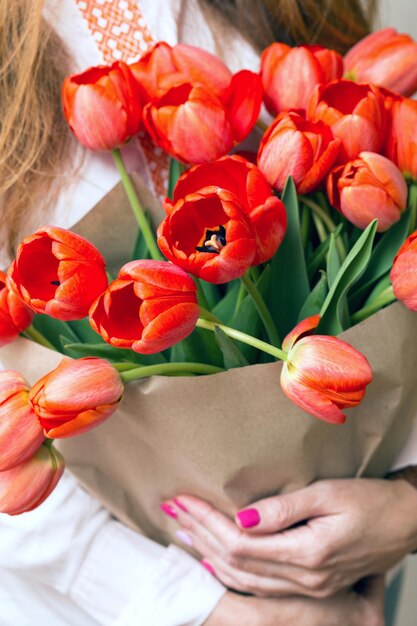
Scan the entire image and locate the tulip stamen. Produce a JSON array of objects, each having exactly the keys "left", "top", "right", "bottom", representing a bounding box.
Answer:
[
  {"left": 50, "top": 280, "right": 60, "bottom": 286},
  {"left": 196, "top": 225, "right": 226, "bottom": 254}
]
